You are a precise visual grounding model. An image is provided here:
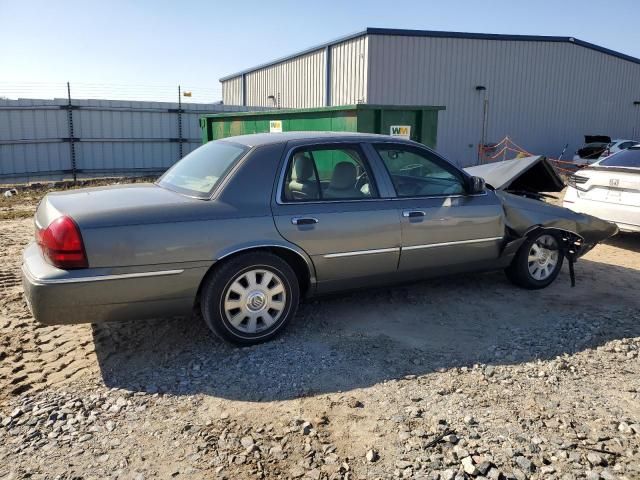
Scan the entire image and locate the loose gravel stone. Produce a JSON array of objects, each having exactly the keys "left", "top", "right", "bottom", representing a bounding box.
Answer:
[
  {"left": 0, "top": 200, "right": 639, "bottom": 479},
  {"left": 366, "top": 449, "right": 379, "bottom": 463}
]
